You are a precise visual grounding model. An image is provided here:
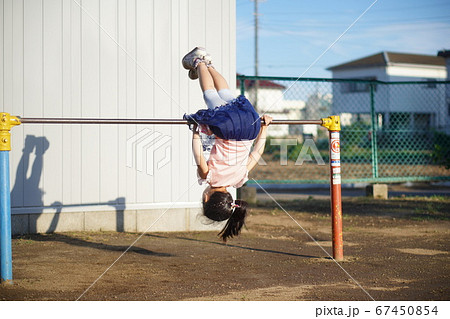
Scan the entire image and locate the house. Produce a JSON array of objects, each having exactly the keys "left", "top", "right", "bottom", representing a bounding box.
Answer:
[
  {"left": 327, "top": 52, "right": 448, "bottom": 132},
  {"left": 438, "top": 50, "right": 450, "bottom": 124},
  {"left": 236, "top": 76, "right": 307, "bottom": 137}
]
